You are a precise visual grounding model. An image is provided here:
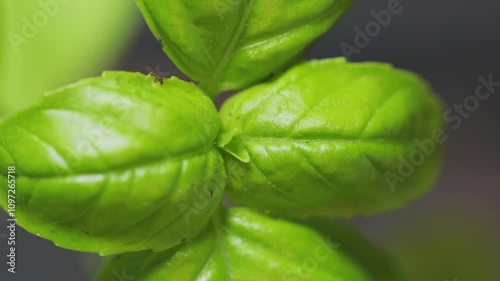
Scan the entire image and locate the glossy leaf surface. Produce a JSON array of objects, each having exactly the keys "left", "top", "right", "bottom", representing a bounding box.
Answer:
[
  {"left": 218, "top": 58, "right": 445, "bottom": 217},
  {"left": 96, "top": 208, "right": 398, "bottom": 281},
  {"left": 135, "top": 0, "right": 354, "bottom": 96},
  {"left": 0, "top": 72, "right": 225, "bottom": 255}
]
